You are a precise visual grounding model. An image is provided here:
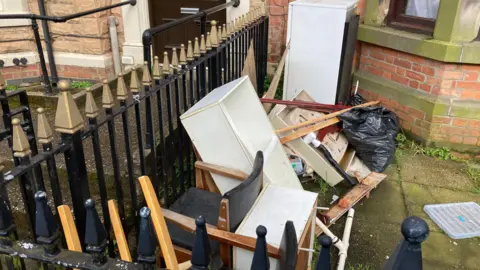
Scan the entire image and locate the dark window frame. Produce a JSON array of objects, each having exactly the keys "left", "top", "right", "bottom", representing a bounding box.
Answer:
[{"left": 386, "top": 0, "right": 437, "bottom": 35}]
